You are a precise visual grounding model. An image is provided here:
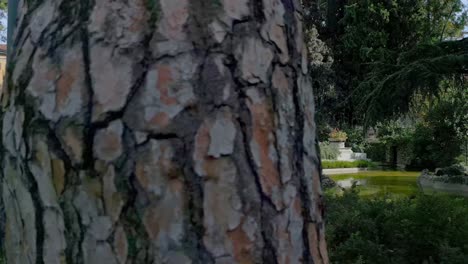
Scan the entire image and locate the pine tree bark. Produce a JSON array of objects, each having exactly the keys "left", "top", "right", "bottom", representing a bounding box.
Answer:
[{"left": 1, "top": 0, "right": 328, "bottom": 263}]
